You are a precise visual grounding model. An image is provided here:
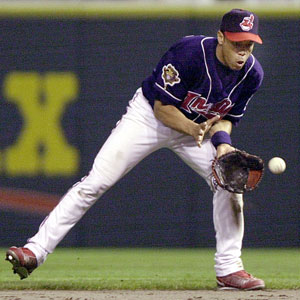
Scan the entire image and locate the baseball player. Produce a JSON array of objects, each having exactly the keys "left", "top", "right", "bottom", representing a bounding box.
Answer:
[{"left": 6, "top": 9, "right": 265, "bottom": 290}]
